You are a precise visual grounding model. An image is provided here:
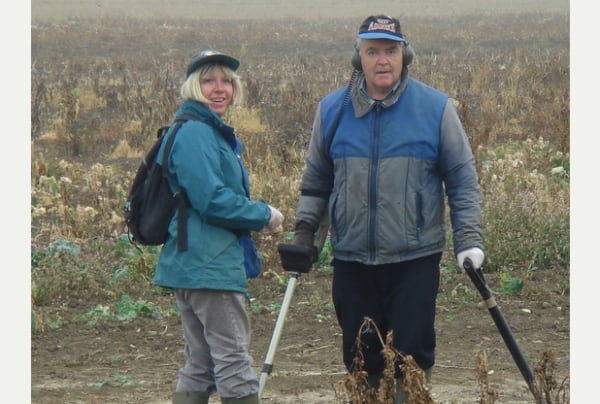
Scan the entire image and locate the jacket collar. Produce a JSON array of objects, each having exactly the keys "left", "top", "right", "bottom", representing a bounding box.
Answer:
[
  {"left": 177, "top": 100, "right": 238, "bottom": 149},
  {"left": 351, "top": 70, "right": 409, "bottom": 118}
]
